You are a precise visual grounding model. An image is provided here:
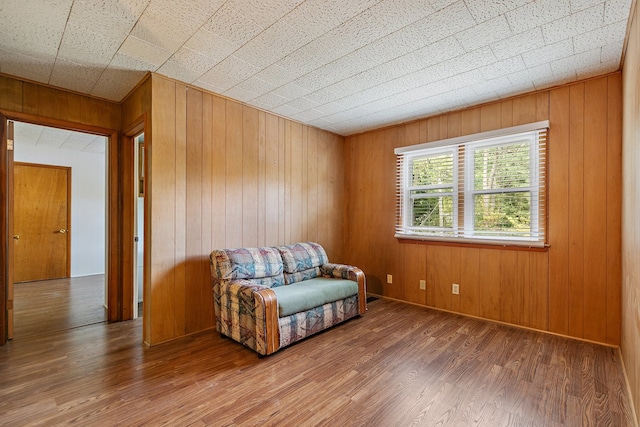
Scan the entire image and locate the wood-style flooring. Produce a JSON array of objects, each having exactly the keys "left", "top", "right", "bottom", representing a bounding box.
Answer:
[
  {"left": 12, "top": 275, "right": 107, "bottom": 339},
  {"left": 0, "top": 297, "right": 636, "bottom": 426}
]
